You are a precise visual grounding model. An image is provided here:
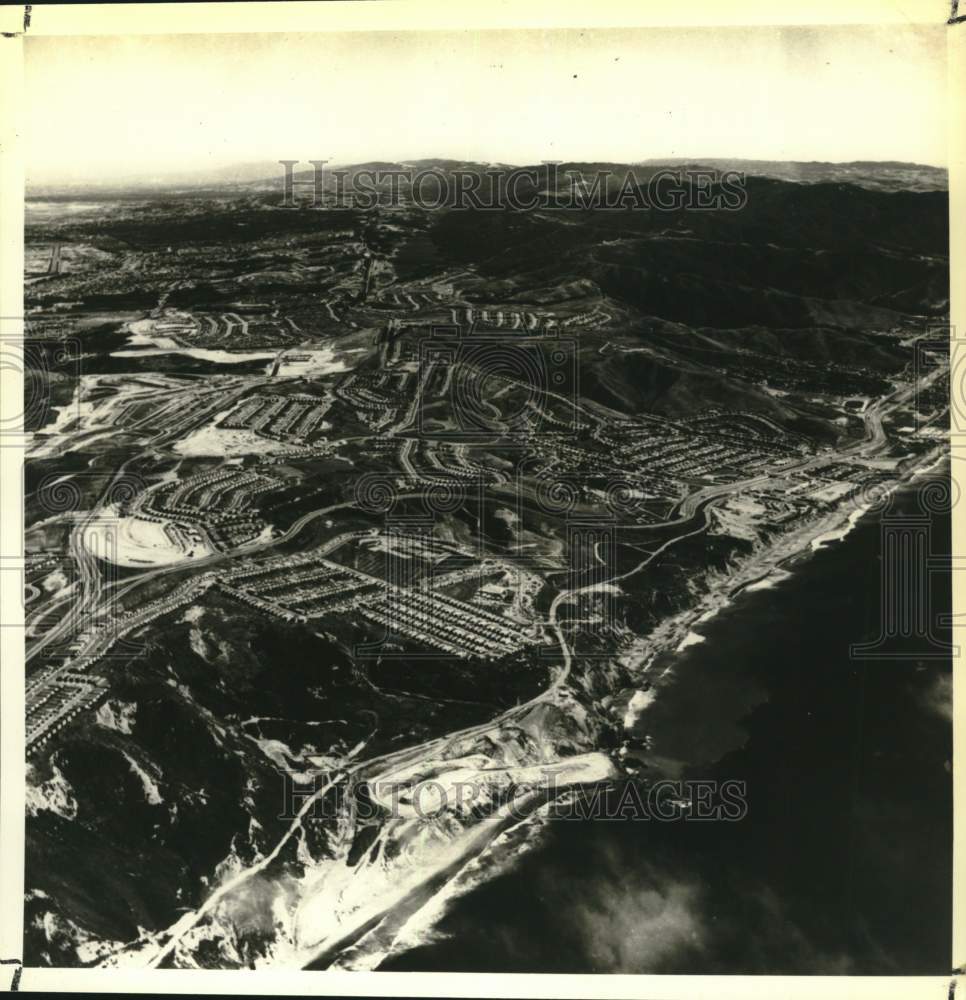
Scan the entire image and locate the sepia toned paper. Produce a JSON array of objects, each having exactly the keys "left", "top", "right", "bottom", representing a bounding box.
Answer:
[{"left": 0, "top": 1, "right": 962, "bottom": 996}]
